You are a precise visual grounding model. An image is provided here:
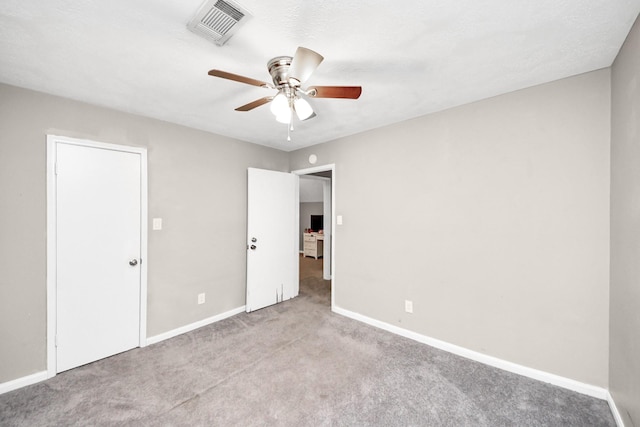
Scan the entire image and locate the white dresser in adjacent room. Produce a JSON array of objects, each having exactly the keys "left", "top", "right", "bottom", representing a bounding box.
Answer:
[{"left": 303, "top": 232, "right": 324, "bottom": 259}]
